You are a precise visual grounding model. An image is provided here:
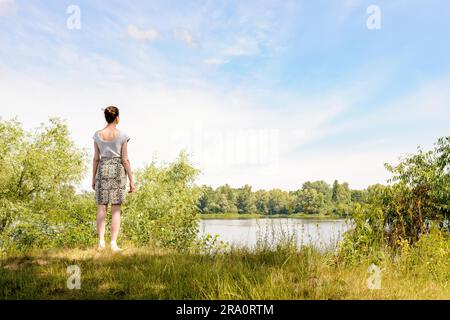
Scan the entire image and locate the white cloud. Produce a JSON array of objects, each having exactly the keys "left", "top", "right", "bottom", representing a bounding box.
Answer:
[
  {"left": 383, "top": 78, "right": 450, "bottom": 121},
  {"left": 204, "top": 58, "right": 229, "bottom": 65},
  {"left": 3, "top": 55, "right": 446, "bottom": 192},
  {"left": 0, "top": 0, "right": 15, "bottom": 15},
  {"left": 0, "top": 59, "right": 380, "bottom": 192},
  {"left": 344, "top": 0, "right": 362, "bottom": 8},
  {"left": 2, "top": 1, "right": 447, "bottom": 192},
  {"left": 224, "top": 38, "right": 260, "bottom": 56},
  {"left": 329, "top": 77, "right": 450, "bottom": 137},
  {"left": 127, "top": 24, "right": 159, "bottom": 41},
  {"left": 173, "top": 28, "right": 198, "bottom": 47}
]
